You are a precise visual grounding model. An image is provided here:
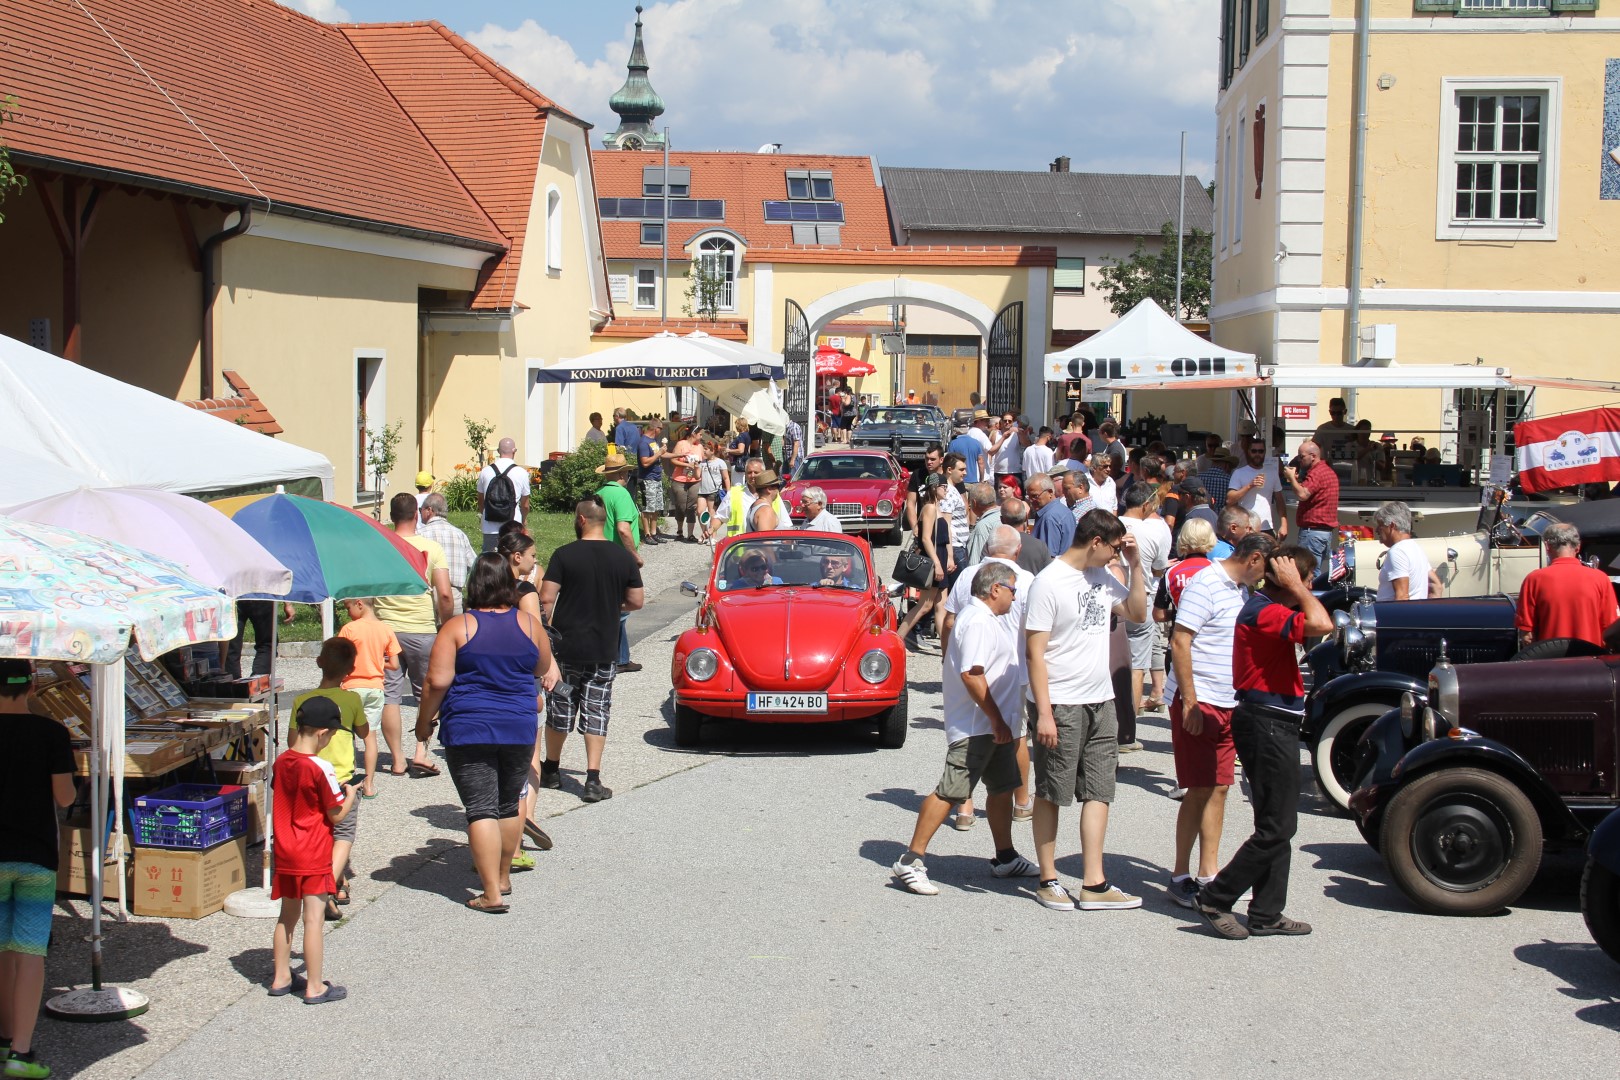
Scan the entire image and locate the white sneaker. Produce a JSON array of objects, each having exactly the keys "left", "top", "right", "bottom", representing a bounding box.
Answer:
[
  {"left": 991, "top": 854, "right": 1040, "bottom": 878},
  {"left": 892, "top": 858, "right": 939, "bottom": 895},
  {"left": 1170, "top": 787, "right": 1187, "bottom": 801},
  {"left": 1077, "top": 883, "right": 1143, "bottom": 910},
  {"left": 1035, "top": 882, "right": 1076, "bottom": 910}
]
